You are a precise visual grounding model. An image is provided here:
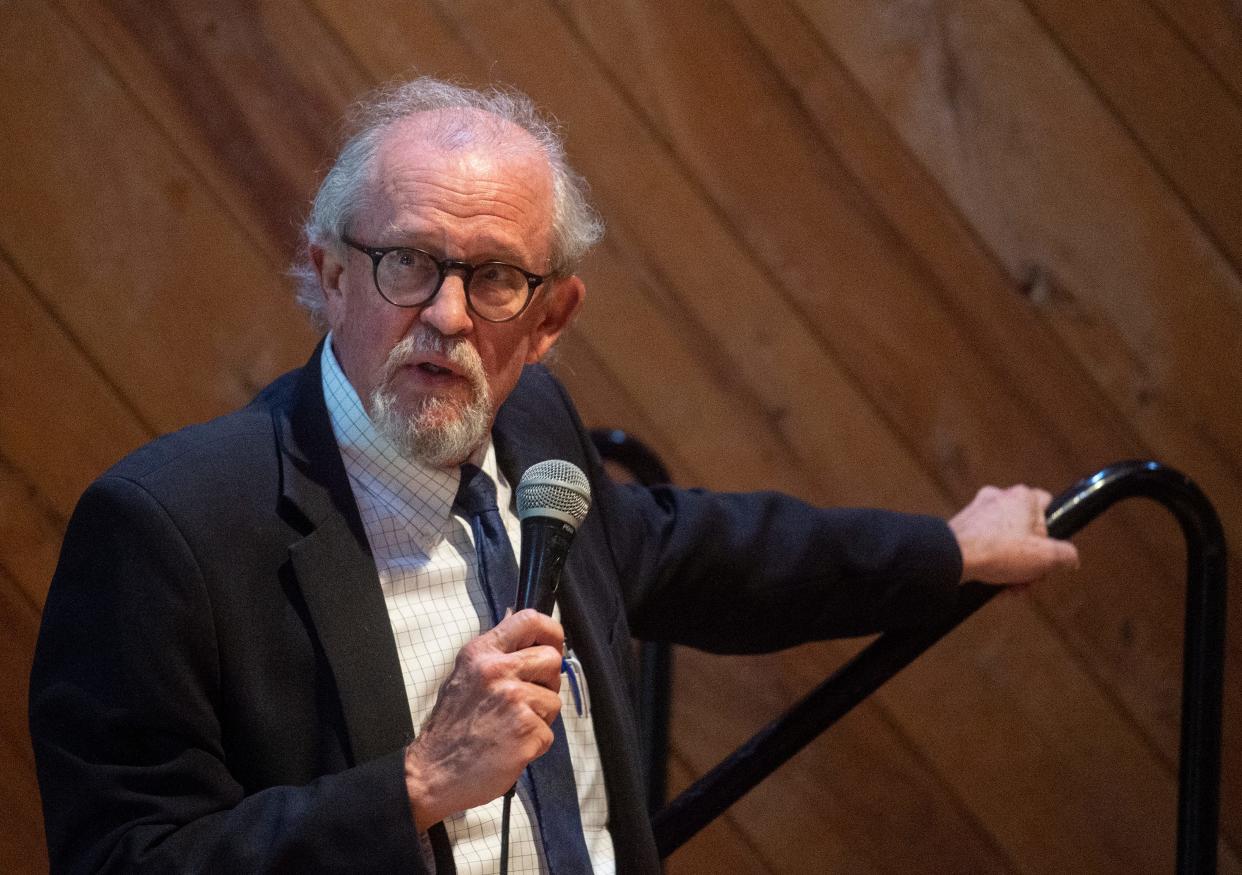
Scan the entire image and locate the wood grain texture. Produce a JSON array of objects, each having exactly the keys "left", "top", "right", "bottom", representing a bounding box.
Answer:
[
  {"left": 1025, "top": 0, "right": 1242, "bottom": 272},
  {"left": 0, "top": 254, "right": 150, "bottom": 517},
  {"left": 0, "top": 460, "right": 66, "bottom": 614},
  {"left": 0, "top": 571, "right": 47, "bottom": 875},
  {"left": 663, "top": 753, "right": 775, "bottom": 874},
  {"left": 0, "top": 3, "right": 315, "bottom": 434},
  {"left": 1146, "top": 0, "right": 1242, "bottom": 102},
  {"left": 670, "top": 645, "right": 1013, "bottom": 873},
  {"left": 3, "top": 0, "right": 1240, "bottom": 871},
  {"left": 55, "top": 0, "right": 367, "bottom": 263},
  {"left": 792, "top": 0, "right": 1242, "bottom": 459}
]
